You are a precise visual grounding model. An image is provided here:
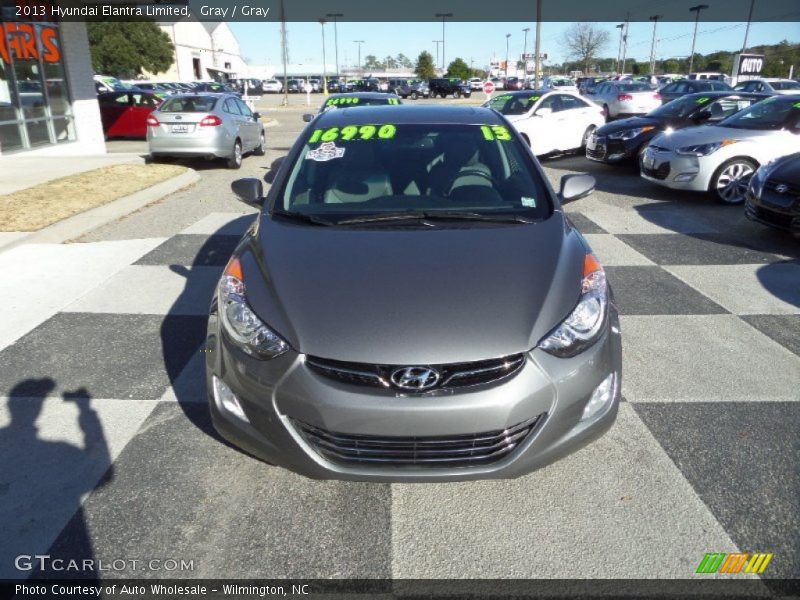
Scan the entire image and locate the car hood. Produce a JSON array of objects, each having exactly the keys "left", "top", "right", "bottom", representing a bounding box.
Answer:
[
  {"left": 650, "top": 124, "right": 772, "bottom": 149},
  {"left": 597, "top": 115, "right": 663, "bottom": 135},
  {"left": 242, "top": 214, "right": 584, "bottom": 364}
]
